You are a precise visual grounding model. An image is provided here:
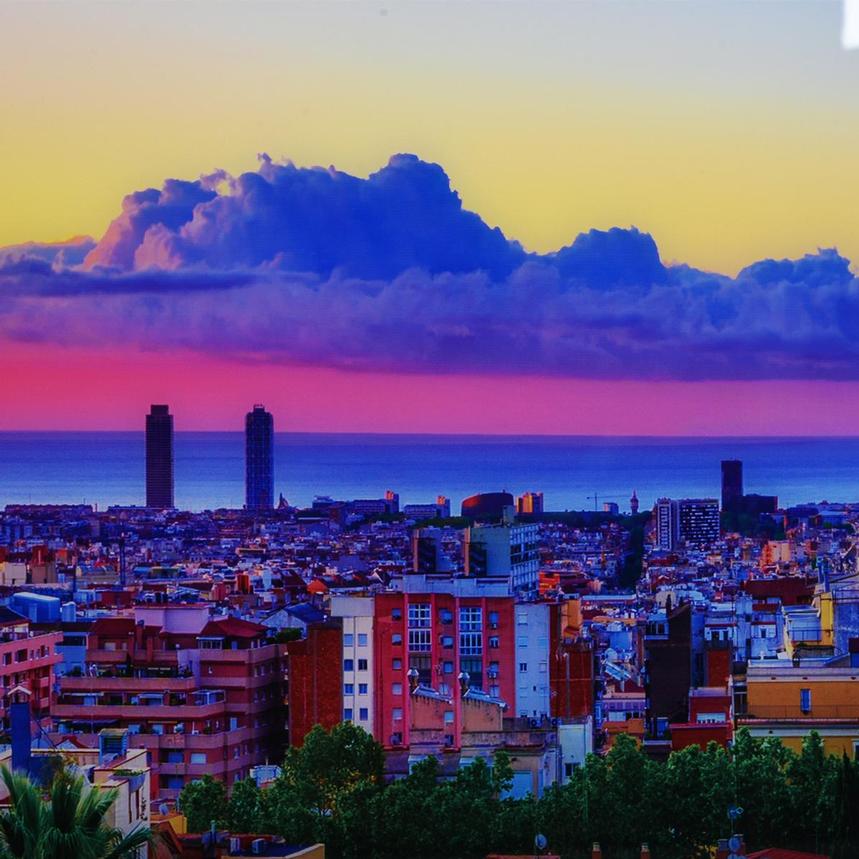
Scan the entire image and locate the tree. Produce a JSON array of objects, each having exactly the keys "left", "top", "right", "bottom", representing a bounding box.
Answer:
[
  {"left": 225, "top": 777, "right": 262, "bottom": 834},
  {"left": 0, "top": 766, "right": 150, "bottom": 859},
  {"left": 178, "top": 775, "right": 227, "bottom": 834}
]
